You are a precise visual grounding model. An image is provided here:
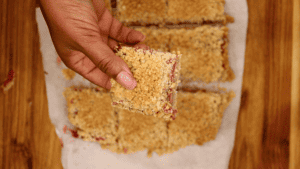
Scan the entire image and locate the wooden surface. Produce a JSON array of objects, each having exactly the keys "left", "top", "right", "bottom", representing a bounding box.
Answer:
[
  {"left": 290, "top": 0, "right": 300, "bottom": 168},
  {"left": 0, "top": 0, "right": 298, "bottom": 169}
]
